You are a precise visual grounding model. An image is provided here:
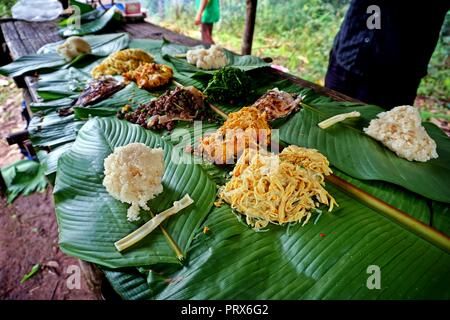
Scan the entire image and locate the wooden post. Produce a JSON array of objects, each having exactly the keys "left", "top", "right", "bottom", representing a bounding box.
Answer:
[{"left": 241, "top": 0, "right": 257, "bottom": 55}]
